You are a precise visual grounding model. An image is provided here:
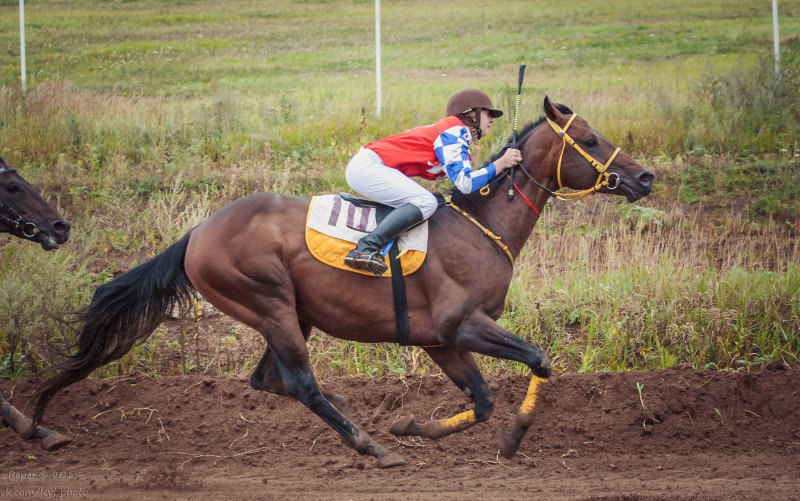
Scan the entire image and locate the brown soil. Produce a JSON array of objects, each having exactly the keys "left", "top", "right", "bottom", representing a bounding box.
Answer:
[{"left": 2, "top": 365, "right": 799, "bottom": 500}]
